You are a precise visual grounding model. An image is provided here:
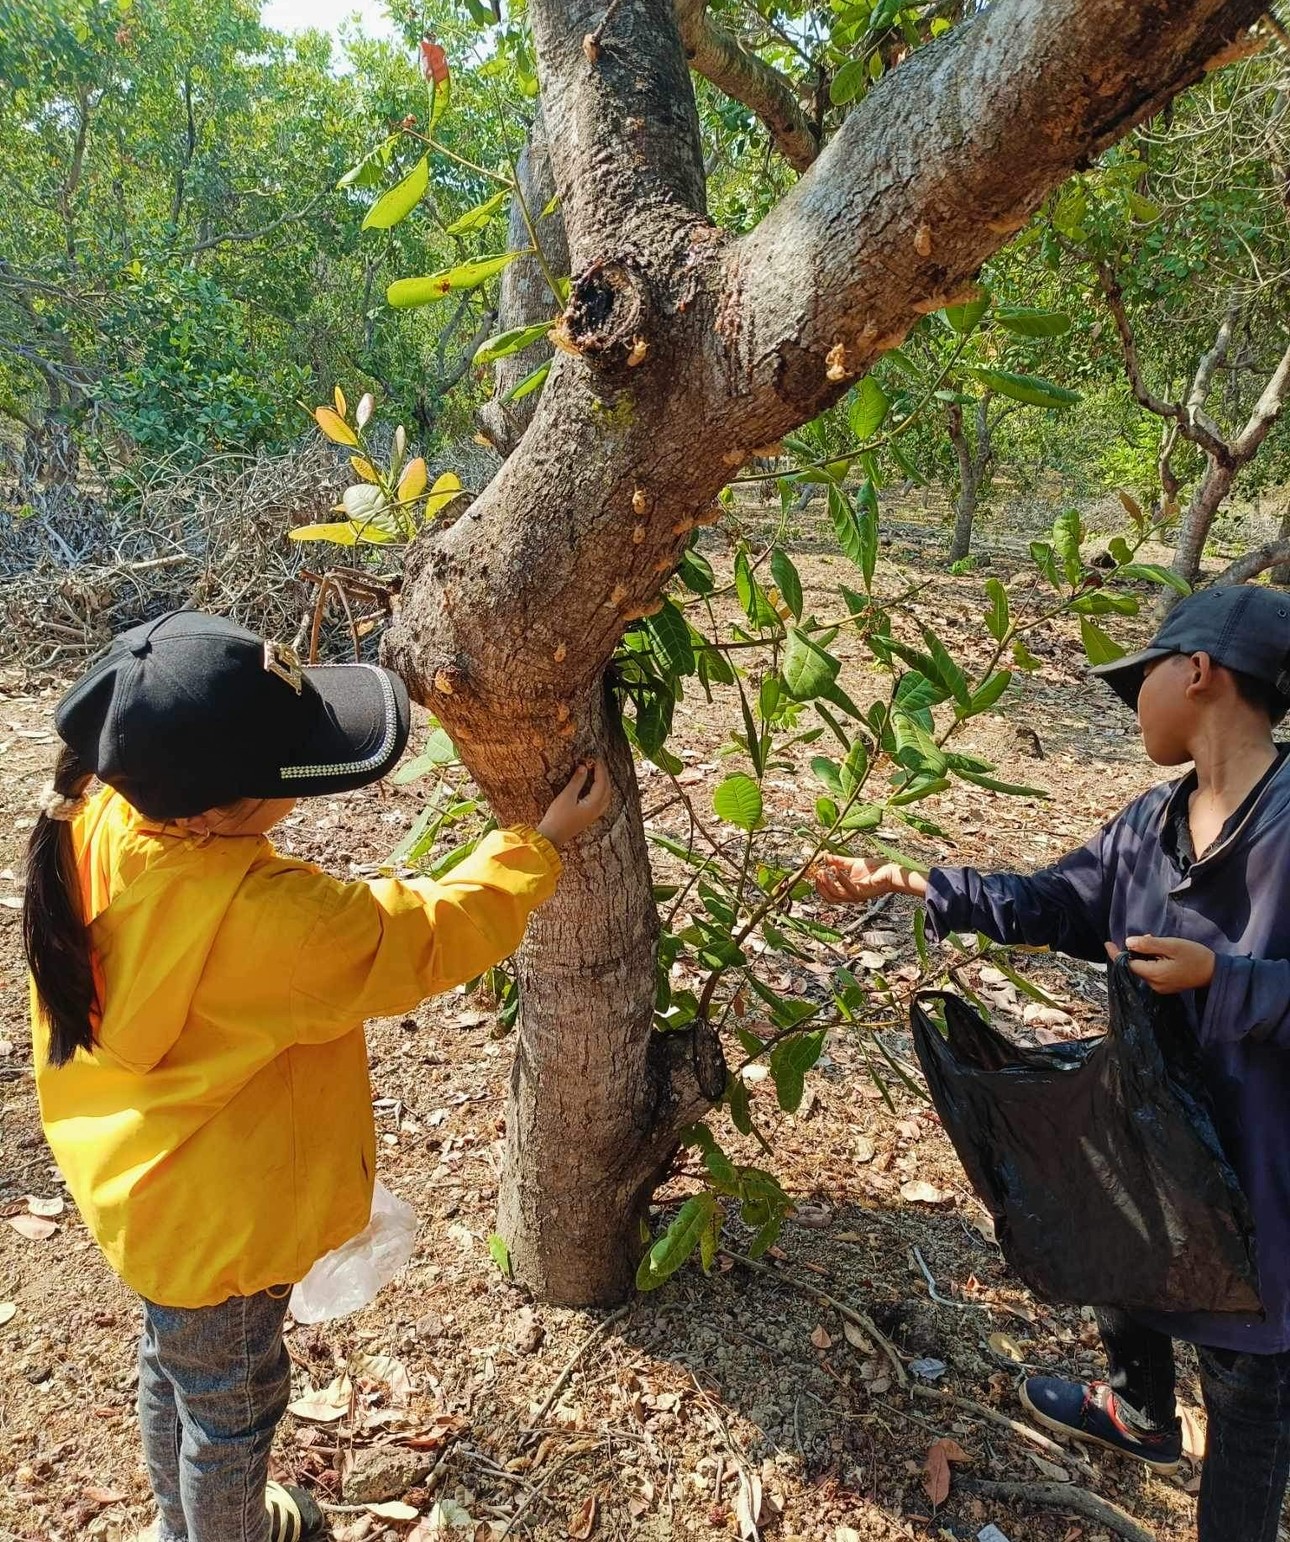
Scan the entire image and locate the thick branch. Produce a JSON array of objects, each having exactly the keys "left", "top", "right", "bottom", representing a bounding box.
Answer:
[
  {"left": 530, "top": 0, "right": 706, "bottom": 261},
  {"left": 730, "top": 0, "right": 1265, "bottom": 445},
  {"left": 1215, "top": 539, "right": 1290, "bottom": 585},
  {"left": 675, "top": 0, "right": 819, "bottom": 172}
]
